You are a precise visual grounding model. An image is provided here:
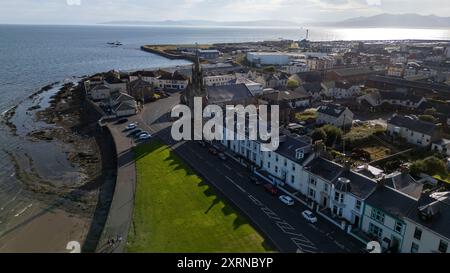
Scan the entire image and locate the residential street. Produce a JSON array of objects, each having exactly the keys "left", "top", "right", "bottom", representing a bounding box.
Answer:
[{"left": 134, "top": 93, "right": 366, "bottom": 253}]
